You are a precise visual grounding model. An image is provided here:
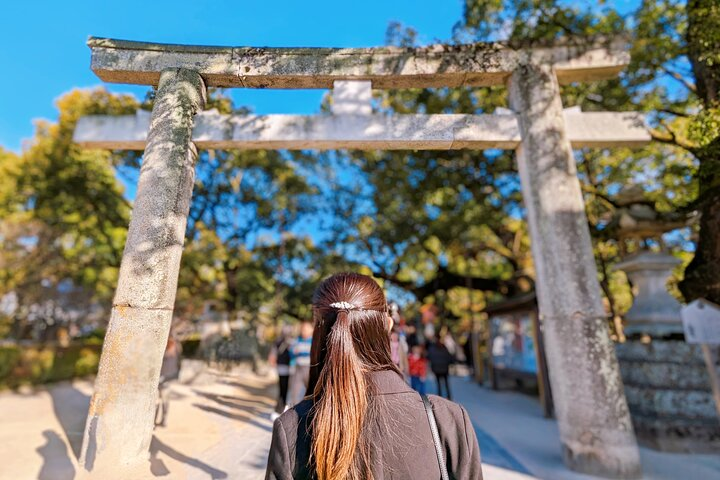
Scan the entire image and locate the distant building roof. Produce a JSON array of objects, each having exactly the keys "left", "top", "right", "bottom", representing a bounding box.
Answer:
[{"left": 483, "top": 291, "right": 537, "bottom": 316}]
